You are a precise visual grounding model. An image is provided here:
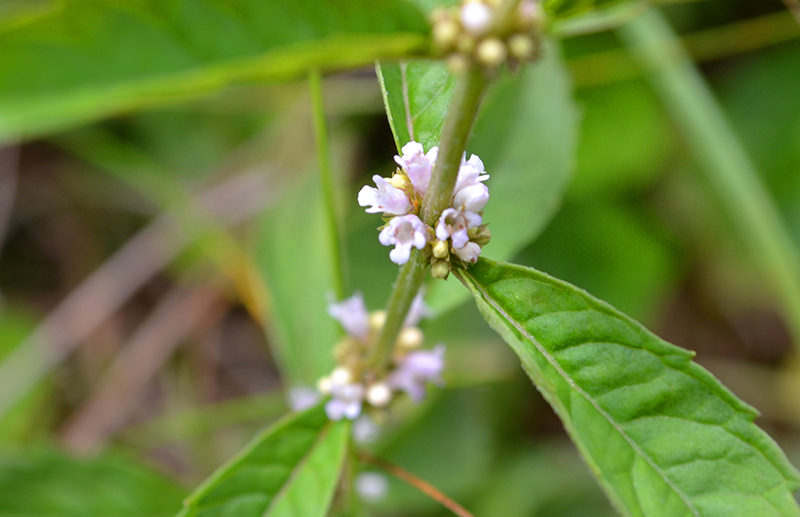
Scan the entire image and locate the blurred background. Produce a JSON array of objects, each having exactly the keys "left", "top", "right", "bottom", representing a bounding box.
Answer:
[{"left": 0, "top": 0, "right": 799, "bottom": 514}]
